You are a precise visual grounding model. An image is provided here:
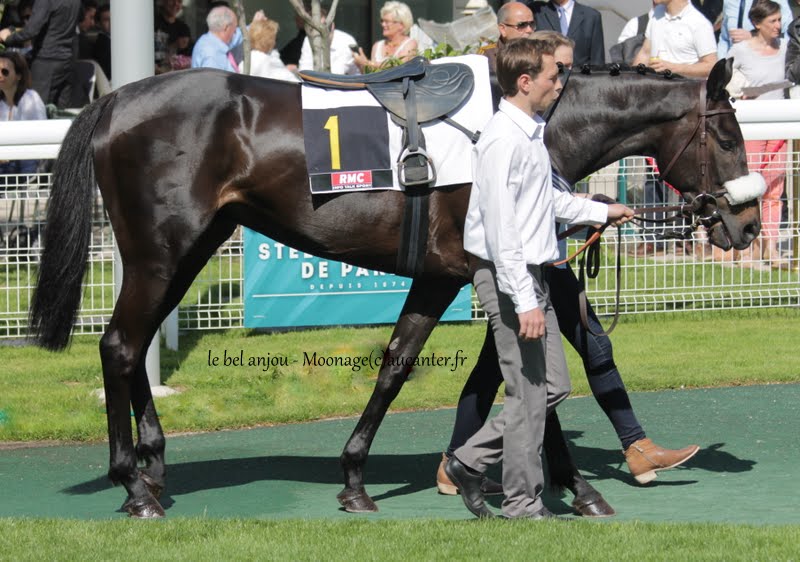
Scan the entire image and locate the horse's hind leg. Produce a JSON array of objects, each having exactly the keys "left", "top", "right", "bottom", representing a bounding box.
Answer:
[
  {"left": 544, "top": 410, "right": 615, "bottom": 517},
  {"left": 100, "top": 278, "right": 171, "bottom": 518},
  {"left": 337, "top": 278, "right": 463, "bottom": 513},
  {"left": 101, "top": 217, "right": 236, "bottom": 518}
]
